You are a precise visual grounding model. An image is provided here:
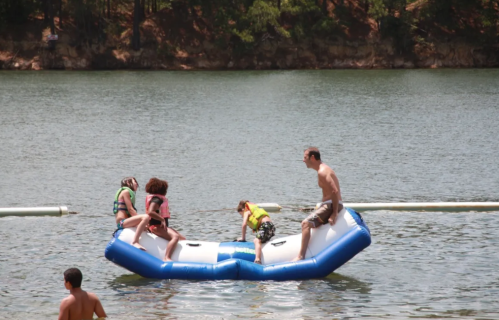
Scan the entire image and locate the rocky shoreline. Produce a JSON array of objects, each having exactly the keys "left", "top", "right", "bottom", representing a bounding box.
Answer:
[{"left": 1, "top": 29, "right": 498, "bottom": 71}]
